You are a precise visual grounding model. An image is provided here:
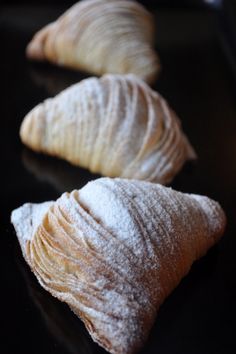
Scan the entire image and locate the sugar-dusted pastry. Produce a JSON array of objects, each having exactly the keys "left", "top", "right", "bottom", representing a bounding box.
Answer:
[
  {"left": 26, "top": 0, "right": 160, "bottom": 84},
  {"left": 20, "top": 74, "right": 195, "bottom": 185},
  {"left": 11, "top": 178, "right": 226, "bottom": 354}
]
